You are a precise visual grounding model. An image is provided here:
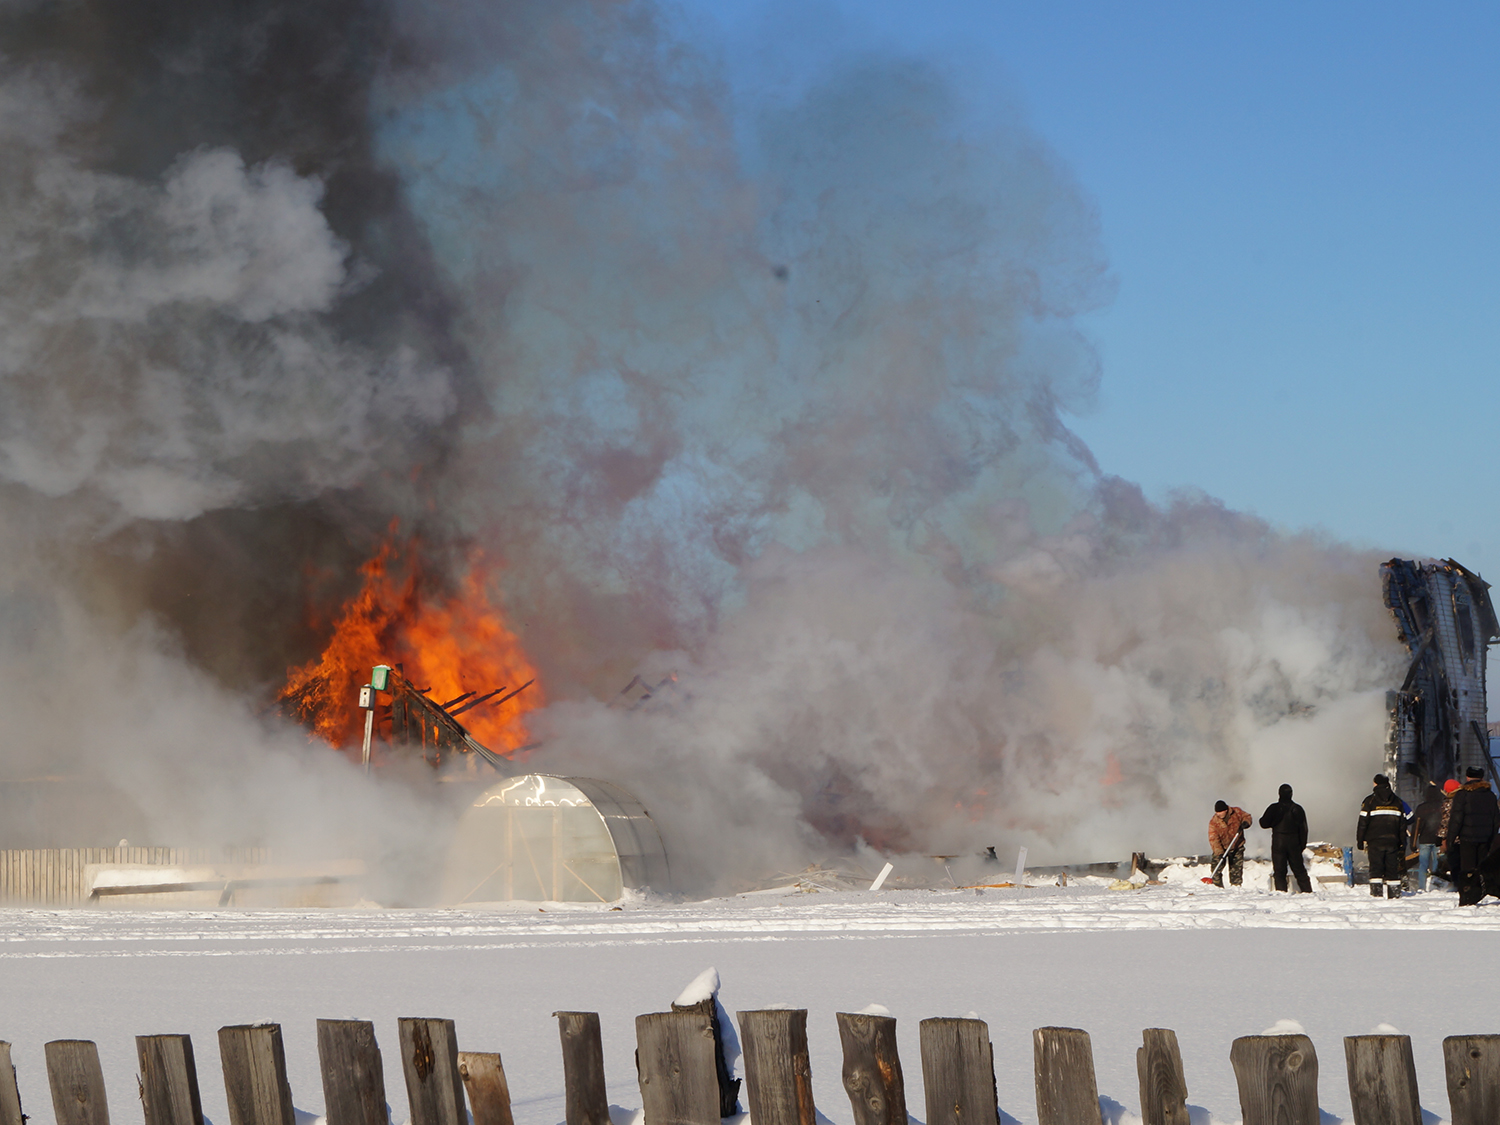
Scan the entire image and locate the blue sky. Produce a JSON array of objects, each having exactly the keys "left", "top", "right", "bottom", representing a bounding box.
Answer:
[{"left": 682, "top": 2, "right": 1500, "bottom": 574}]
